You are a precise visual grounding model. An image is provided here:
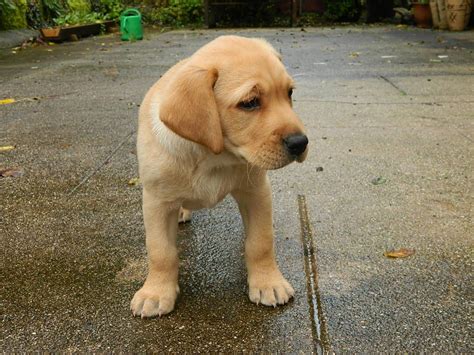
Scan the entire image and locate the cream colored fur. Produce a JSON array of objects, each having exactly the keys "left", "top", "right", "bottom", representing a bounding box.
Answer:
[{"left": 131, "top": 35, "right": 307, "bottom": 317}]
